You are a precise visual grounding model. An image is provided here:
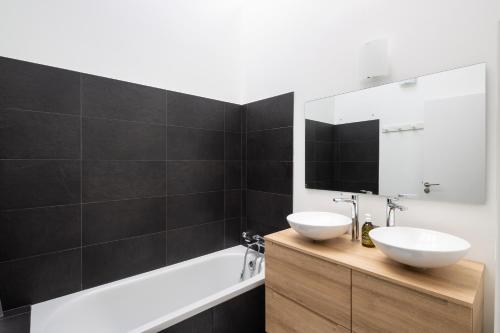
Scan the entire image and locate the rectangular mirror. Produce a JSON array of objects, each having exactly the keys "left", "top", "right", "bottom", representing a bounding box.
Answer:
[{"left": 305, "top": 63, "right": 486, "bottom": 203}]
